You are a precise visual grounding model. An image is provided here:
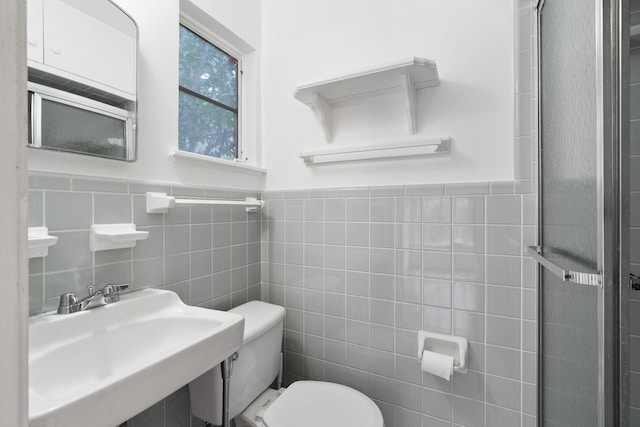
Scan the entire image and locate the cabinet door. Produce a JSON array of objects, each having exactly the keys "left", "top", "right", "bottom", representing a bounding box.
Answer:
[
  {"left": 43, "top": 0, "right": 136, "bottom": 95},
  {"left": 27, "top": 0, "right": 43, "bottom": 62}
]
